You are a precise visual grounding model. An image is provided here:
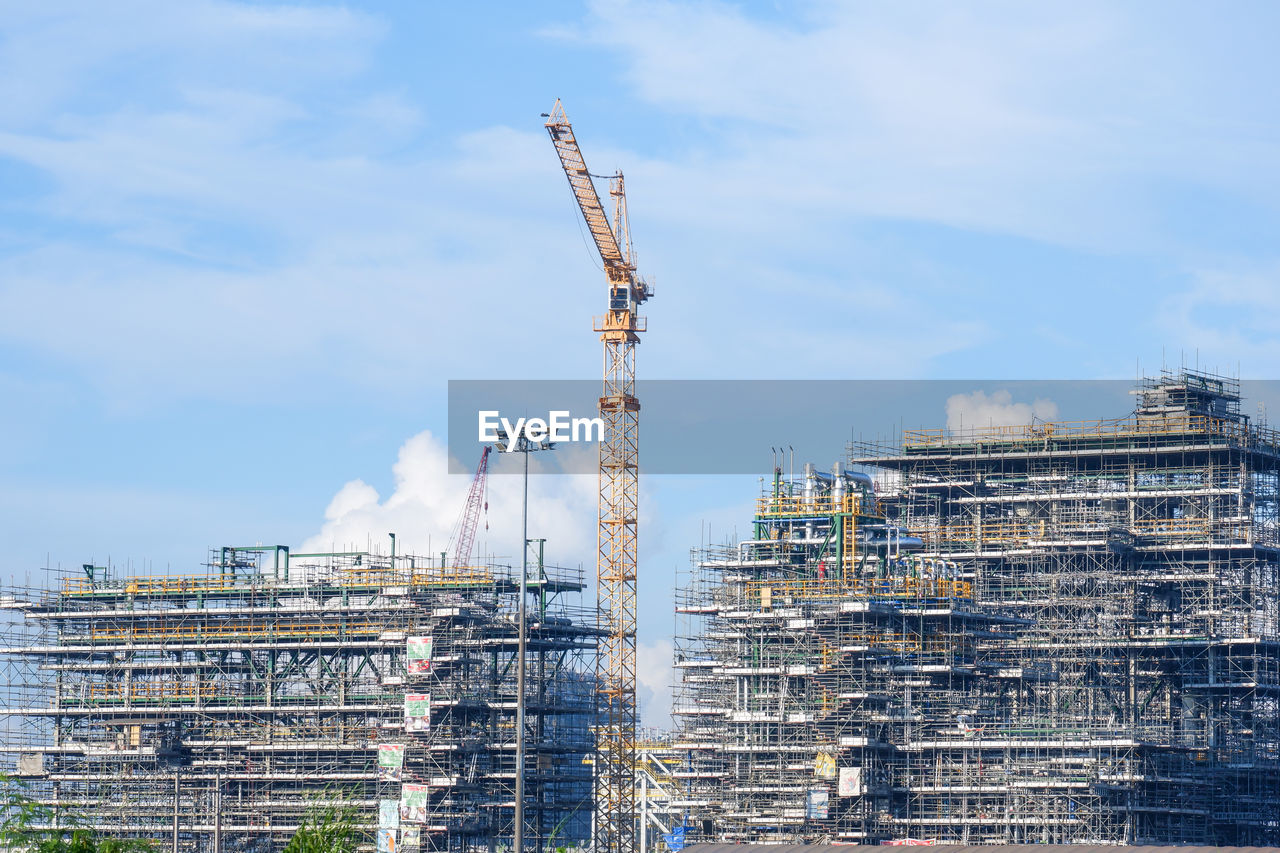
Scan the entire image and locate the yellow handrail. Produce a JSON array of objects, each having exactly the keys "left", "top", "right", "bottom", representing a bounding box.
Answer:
[
  {"left": 749, "top": 576, "right": 971, "bottom": 602},
  {"left": 903, "top": 414, "right": 1275, "bottom": 449},
  {"left": 87, "top": 681, "right": 220, "bottom": 701},
  {"left": 62, "top": 565, "right": 500, "bottom": 596},
  {"left": 913, "top": 516, "right": 1257, "bottom": 547},
  {"left": 83, "top": 620, "right": 386, "bottom": 644},
  {"left": 756, "top": 494, "right": 860, "bottom": 517}
]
